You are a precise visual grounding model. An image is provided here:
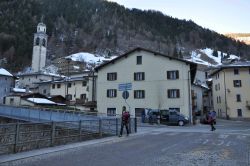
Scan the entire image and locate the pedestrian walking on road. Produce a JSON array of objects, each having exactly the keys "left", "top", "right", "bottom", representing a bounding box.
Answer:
[
  {"left": 119, "top": 106, "right": 130, "bottom": 137},
  {"left": 208, "top": 110, "right": 216, "bottom": 131}
]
